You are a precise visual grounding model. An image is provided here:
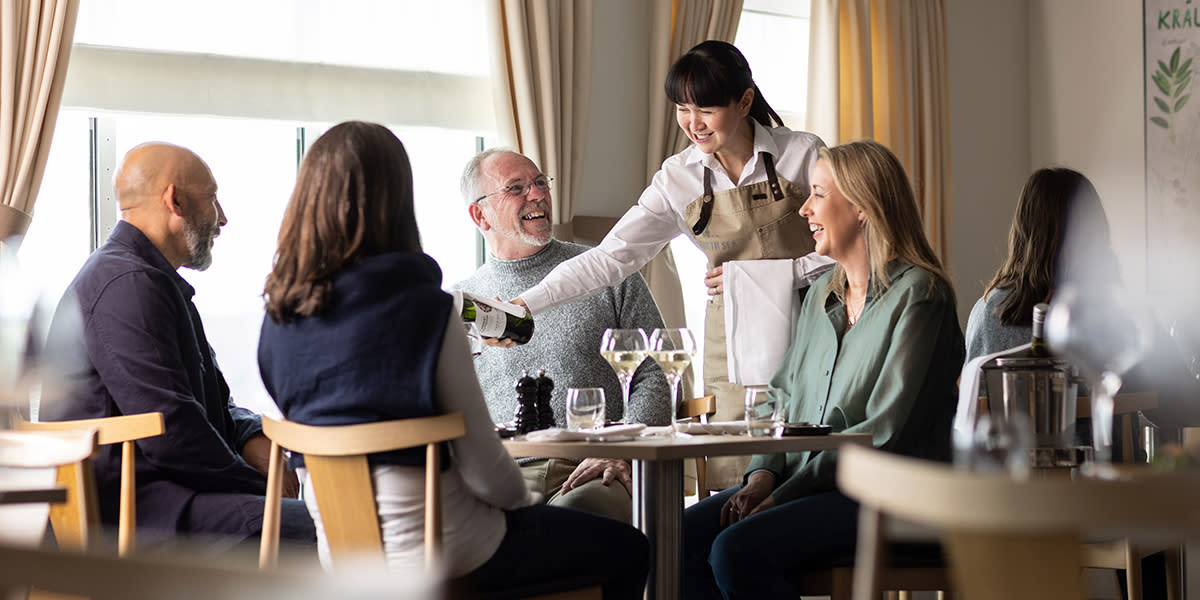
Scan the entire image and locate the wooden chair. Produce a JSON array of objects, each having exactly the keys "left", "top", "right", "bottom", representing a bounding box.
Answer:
[
  {"left": 257, "top": 413, "right": 467, "bottom": 571},
  {"left": 13, "top": 412, "right": 164, "bottom": 556},
  {"left": 836, "top": 444, "right": 1200, "bottom": 600},
  {"left": 0, "top": 428, "right": 98, "bottom": 549},
  {"left": 677, "top": 395, "right": 716, "bottom": 498}
]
